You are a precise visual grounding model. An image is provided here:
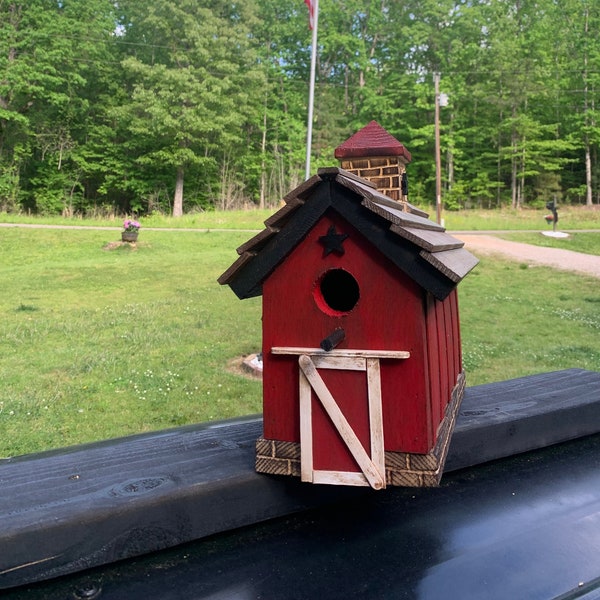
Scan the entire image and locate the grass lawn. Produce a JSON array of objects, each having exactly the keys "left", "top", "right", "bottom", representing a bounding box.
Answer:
[
  {"left": 1, "top": 215, "right": 599, "bottom": 458},
  {"left": 1, "top": 204, "right": 599, "bottom": 232},
  {"left": 442, "top": 205, "right": 600, "bottom": 231},
  {"left": 0, "top": 209, "right": 274, "bottom": 231},
  {"left": 459, "top": 257, "right": 600, "bottom": 384},
  {"left": 0, "top": 228, "right": 263, "bottom": 457},
  {"left": 498, "top": 232, "right": 600, "bottom": 256}
]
